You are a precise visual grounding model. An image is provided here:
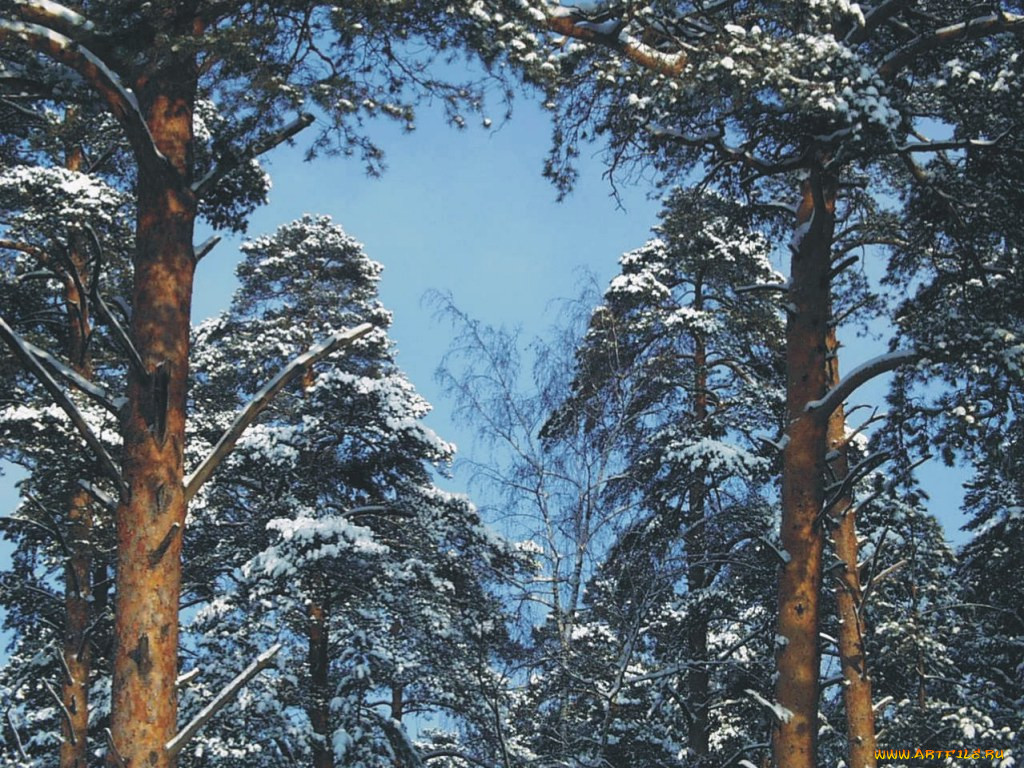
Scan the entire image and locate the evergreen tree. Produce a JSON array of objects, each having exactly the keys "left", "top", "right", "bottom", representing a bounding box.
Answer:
[
  {"left": 181, "top": 216, "right": 520, "bottom": 768},
  {"left": 537, "top": 188, "right": 786, "bottom": 766}
]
